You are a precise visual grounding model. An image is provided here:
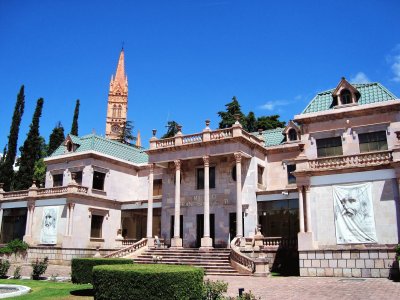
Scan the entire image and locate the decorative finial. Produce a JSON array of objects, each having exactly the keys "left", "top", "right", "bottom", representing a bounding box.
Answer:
[
  {"left": 205, "top": 119, "right": 210, "bottom": 128},
  {"left": 258, "top": 129, "right": 263, "bottom": 135},
  {"left": 152, "top": 129, "right": 157, "bottom": 137},
  {"left": 177, "top": 125, "right": 182, "bottom": 134},
  {"left": 234, "top": 114, "right": 241, "bottom": 124}
]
